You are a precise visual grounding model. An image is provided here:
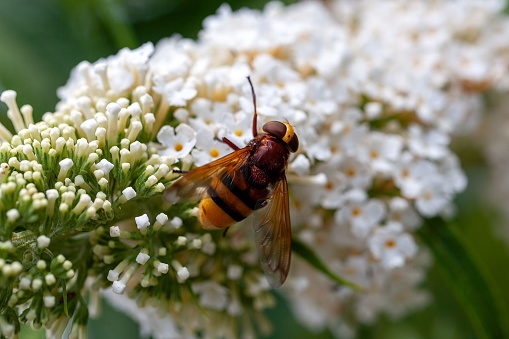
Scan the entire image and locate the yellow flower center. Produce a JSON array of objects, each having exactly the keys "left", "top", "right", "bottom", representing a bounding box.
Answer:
[
  {"left": 385, "top": 239, "right": 396, "bottom": 248},
  {"left": 351, "top": 207, "right": 361, "bottom": 217},
  {"left": 174, "top": 143, "right": 183, "bottom": 152},
  {"left": 210, "top": 149, "right": 220, "bottom": 158}
]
